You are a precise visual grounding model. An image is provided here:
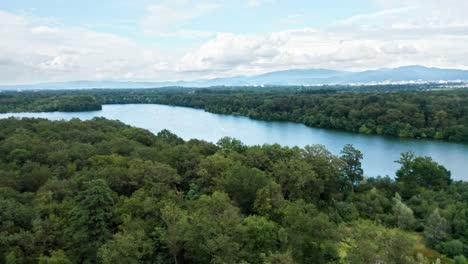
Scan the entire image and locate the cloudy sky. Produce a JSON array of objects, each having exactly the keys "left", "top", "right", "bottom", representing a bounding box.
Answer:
[{"left": 1, "top": 0, "right": 468, "bottom": 84}]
